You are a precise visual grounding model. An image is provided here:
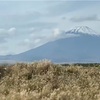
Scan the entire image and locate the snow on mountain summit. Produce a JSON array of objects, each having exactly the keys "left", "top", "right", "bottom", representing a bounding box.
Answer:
[{"left": 66, "top": 26, "right": 99, "bottom": 36}]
